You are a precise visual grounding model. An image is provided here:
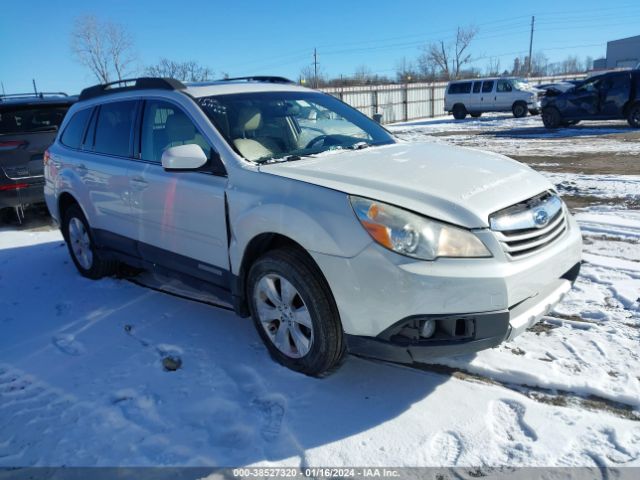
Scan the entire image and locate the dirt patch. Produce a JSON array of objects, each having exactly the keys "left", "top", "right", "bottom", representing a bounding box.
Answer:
[
  {"left": 513, "top": 152, "right": 640, "bottom": 176},
  {"left": 412, "top": 361, "right": 640, "bottom": 421}
]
